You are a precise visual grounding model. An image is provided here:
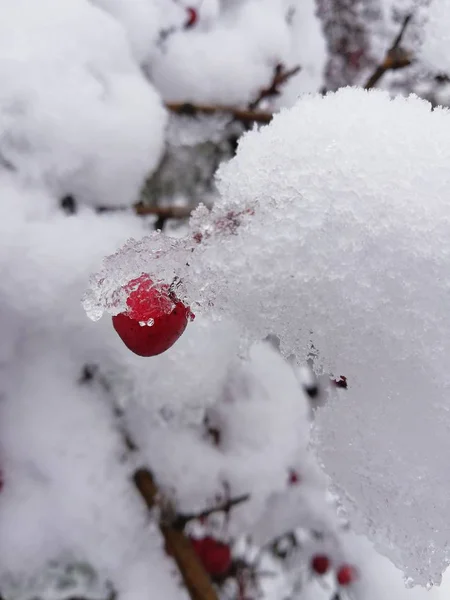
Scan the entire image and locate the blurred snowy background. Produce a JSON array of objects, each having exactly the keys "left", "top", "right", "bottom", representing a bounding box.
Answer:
[{"left": 3, "top": 1, "right": 450, "bottom": 599}]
